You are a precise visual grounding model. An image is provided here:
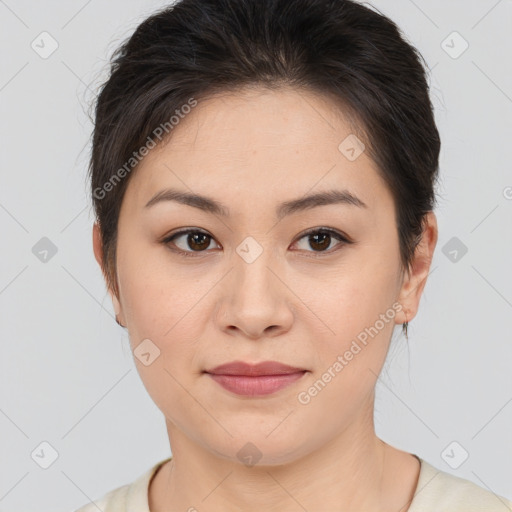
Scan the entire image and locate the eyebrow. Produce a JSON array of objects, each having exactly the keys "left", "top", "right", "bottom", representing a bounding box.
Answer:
[{"left": 144, "top": 187, "right": 367, "bottom": 219}]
